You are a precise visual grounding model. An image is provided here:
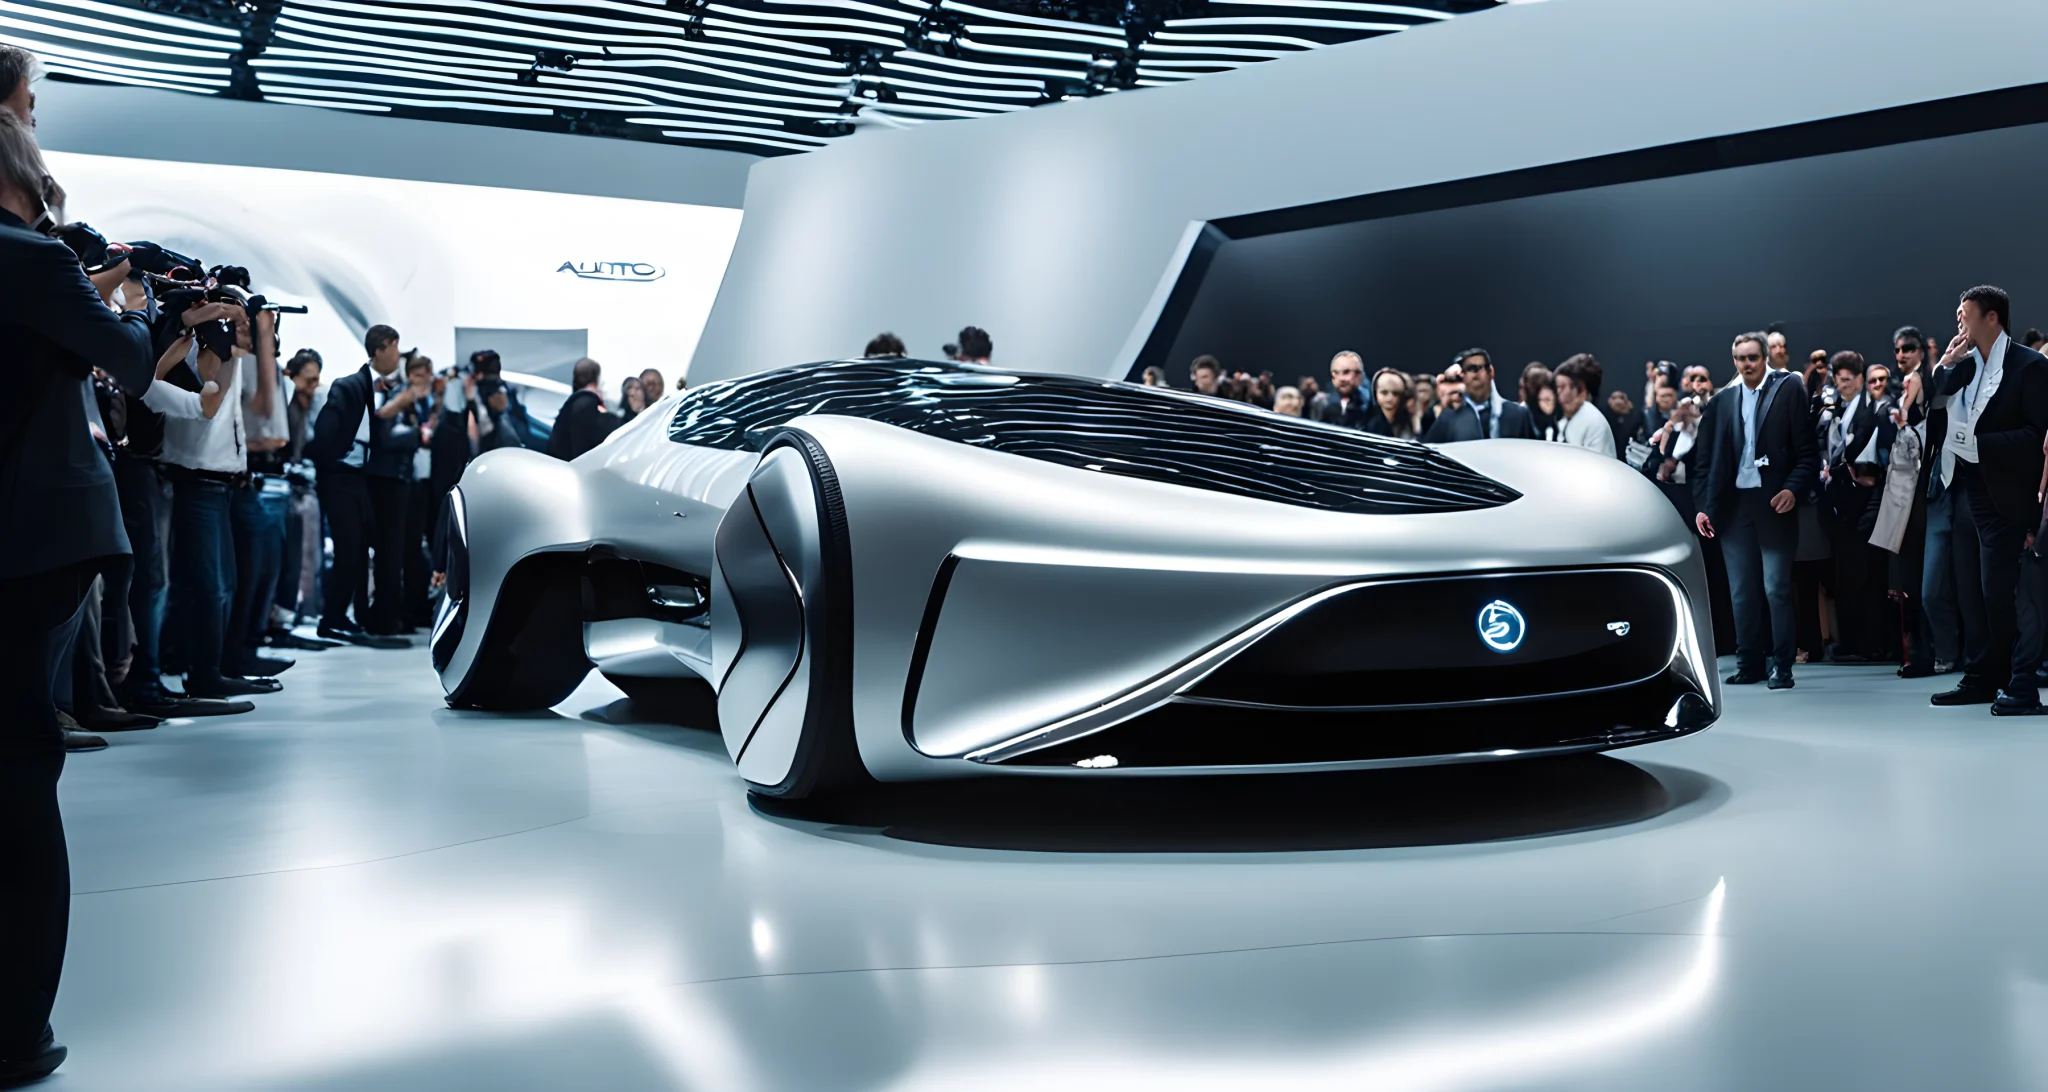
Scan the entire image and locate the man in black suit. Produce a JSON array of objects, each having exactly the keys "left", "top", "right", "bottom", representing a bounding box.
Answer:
[
  {"left": 1693, "top": 331, "right": 1820, "bottom": 689},
  {"left": 1819, "top": 351, "right": 1889, "bottom": 661},
  {"left": 0, "top": 109, "right": 156, "bottom": 1085},
  {"left": 1925, "top": 285, "right": 2048, "bottom": 714},
  {"left": 548, "top": 356, "right": 620, "bottom": 461},
  {"left": 1421, "top": 349, "right": 1536, "bottom": 442},
  {"left": 307, "top": 325, "right": 409, "bottom": 649},
  {"left": 1307, "top": 351, "right": 1370, "bottom": 428}
]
